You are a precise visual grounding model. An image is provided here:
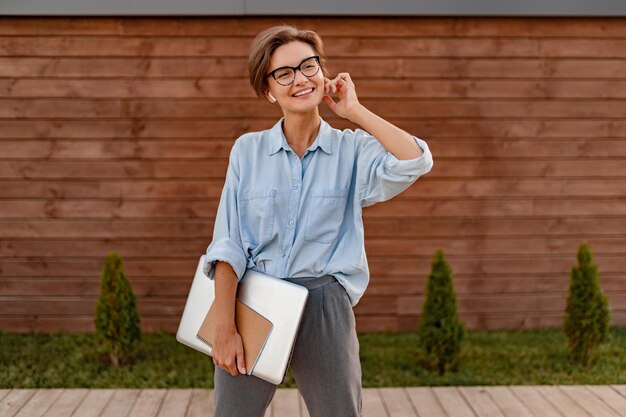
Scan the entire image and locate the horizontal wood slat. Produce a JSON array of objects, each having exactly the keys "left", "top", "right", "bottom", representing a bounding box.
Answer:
[
  {"left": 2, "top": 17, "right": 626, "bottom": 37},
  {"left": 2, "top": 198, "right": 626, "bottom": 219},
  {"left": 2, "top": 236, "right": 626, "bottom": 257},
  {"left": 1, "top": 16, "right": 625, "bottom": 332},
  {"left": 2, "top": 139, "right": 626, "bottom": 160},
  {"left": 2, "top": 178, "right": 626, "bottom": 200},
  {"left": 1, "top": 274, "right": 624, "bottom": 297},
  {"left": 3, "top": 37, "right": 626, "bottom": 59},
  {"left": 3, "top": 160, "right": 626, "bottom": 180},
  {"left": 0, "top": 118, "right": 626, "bottom": 141},
  {"left": 2, "top": 119, "right": 626, "bottom": 139},
  {"left": 3, "top": 256, "right": 626, "bottom": 276},
  {"left": 2, "top": 100, "right": 626, "bottom": 119},
  {"left": 2, "top": 217, "right": 626, "bottom": 238},
  {"left": 4, "top": 80, "right": 626, "bottom": 100},
  {"left": 4, "top": 293, "right": 624, "bottom": 318},
  {"left": 4, "top": 58, "right": 626, "bottom": 80}
]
